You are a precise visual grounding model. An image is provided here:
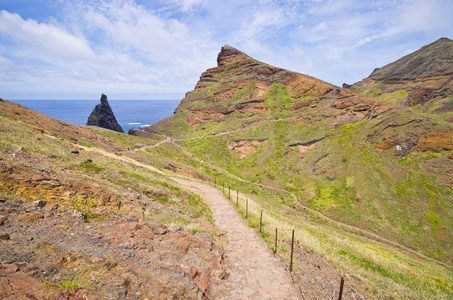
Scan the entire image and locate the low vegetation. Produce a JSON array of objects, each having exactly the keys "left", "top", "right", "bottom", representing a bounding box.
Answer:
[{"left": 147, "top": 45, "right": 453, "bottom": 298}]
